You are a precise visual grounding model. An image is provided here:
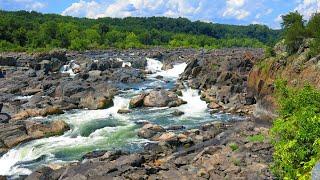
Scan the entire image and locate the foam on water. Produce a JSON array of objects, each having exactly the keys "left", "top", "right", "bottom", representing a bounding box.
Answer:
[
  {"left": 154, "top": 62, "right": 187, "bottom": 79},
  {"left": 14, "top": 95, "right": 33, "bottom": 100},
  {"left": 60, "top": 60, "right": 79, "bottom": 77},
  {"left": 146, "top": 58, "right": 163, "bottom": 73},
  {"left": 146, "top": 57, "right": 187, "bottom": 81},
  {"left": 176, "top": 88, "right": 208, "bottom": 118}
]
